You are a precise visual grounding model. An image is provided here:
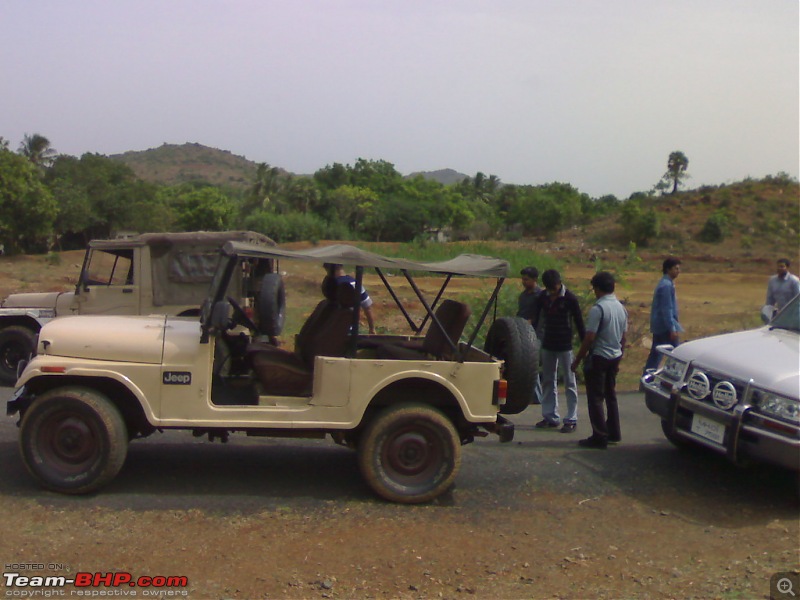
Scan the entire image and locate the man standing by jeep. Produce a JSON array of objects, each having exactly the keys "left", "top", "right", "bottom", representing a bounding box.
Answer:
[
  {"left": 766, "top": 258, "right": 800, "bottom": 312},
  {"left": 531, "top": 269, "right": 585, "bottom": 433},
  {"left": 517, "top": 266, "right": 542, "bottom": 406},
  {"left": 571, "top": 271, "right": 628, "bottom": 449},
  {"left": 644, "top": 257, "right": 683, "bottom": 374}
]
